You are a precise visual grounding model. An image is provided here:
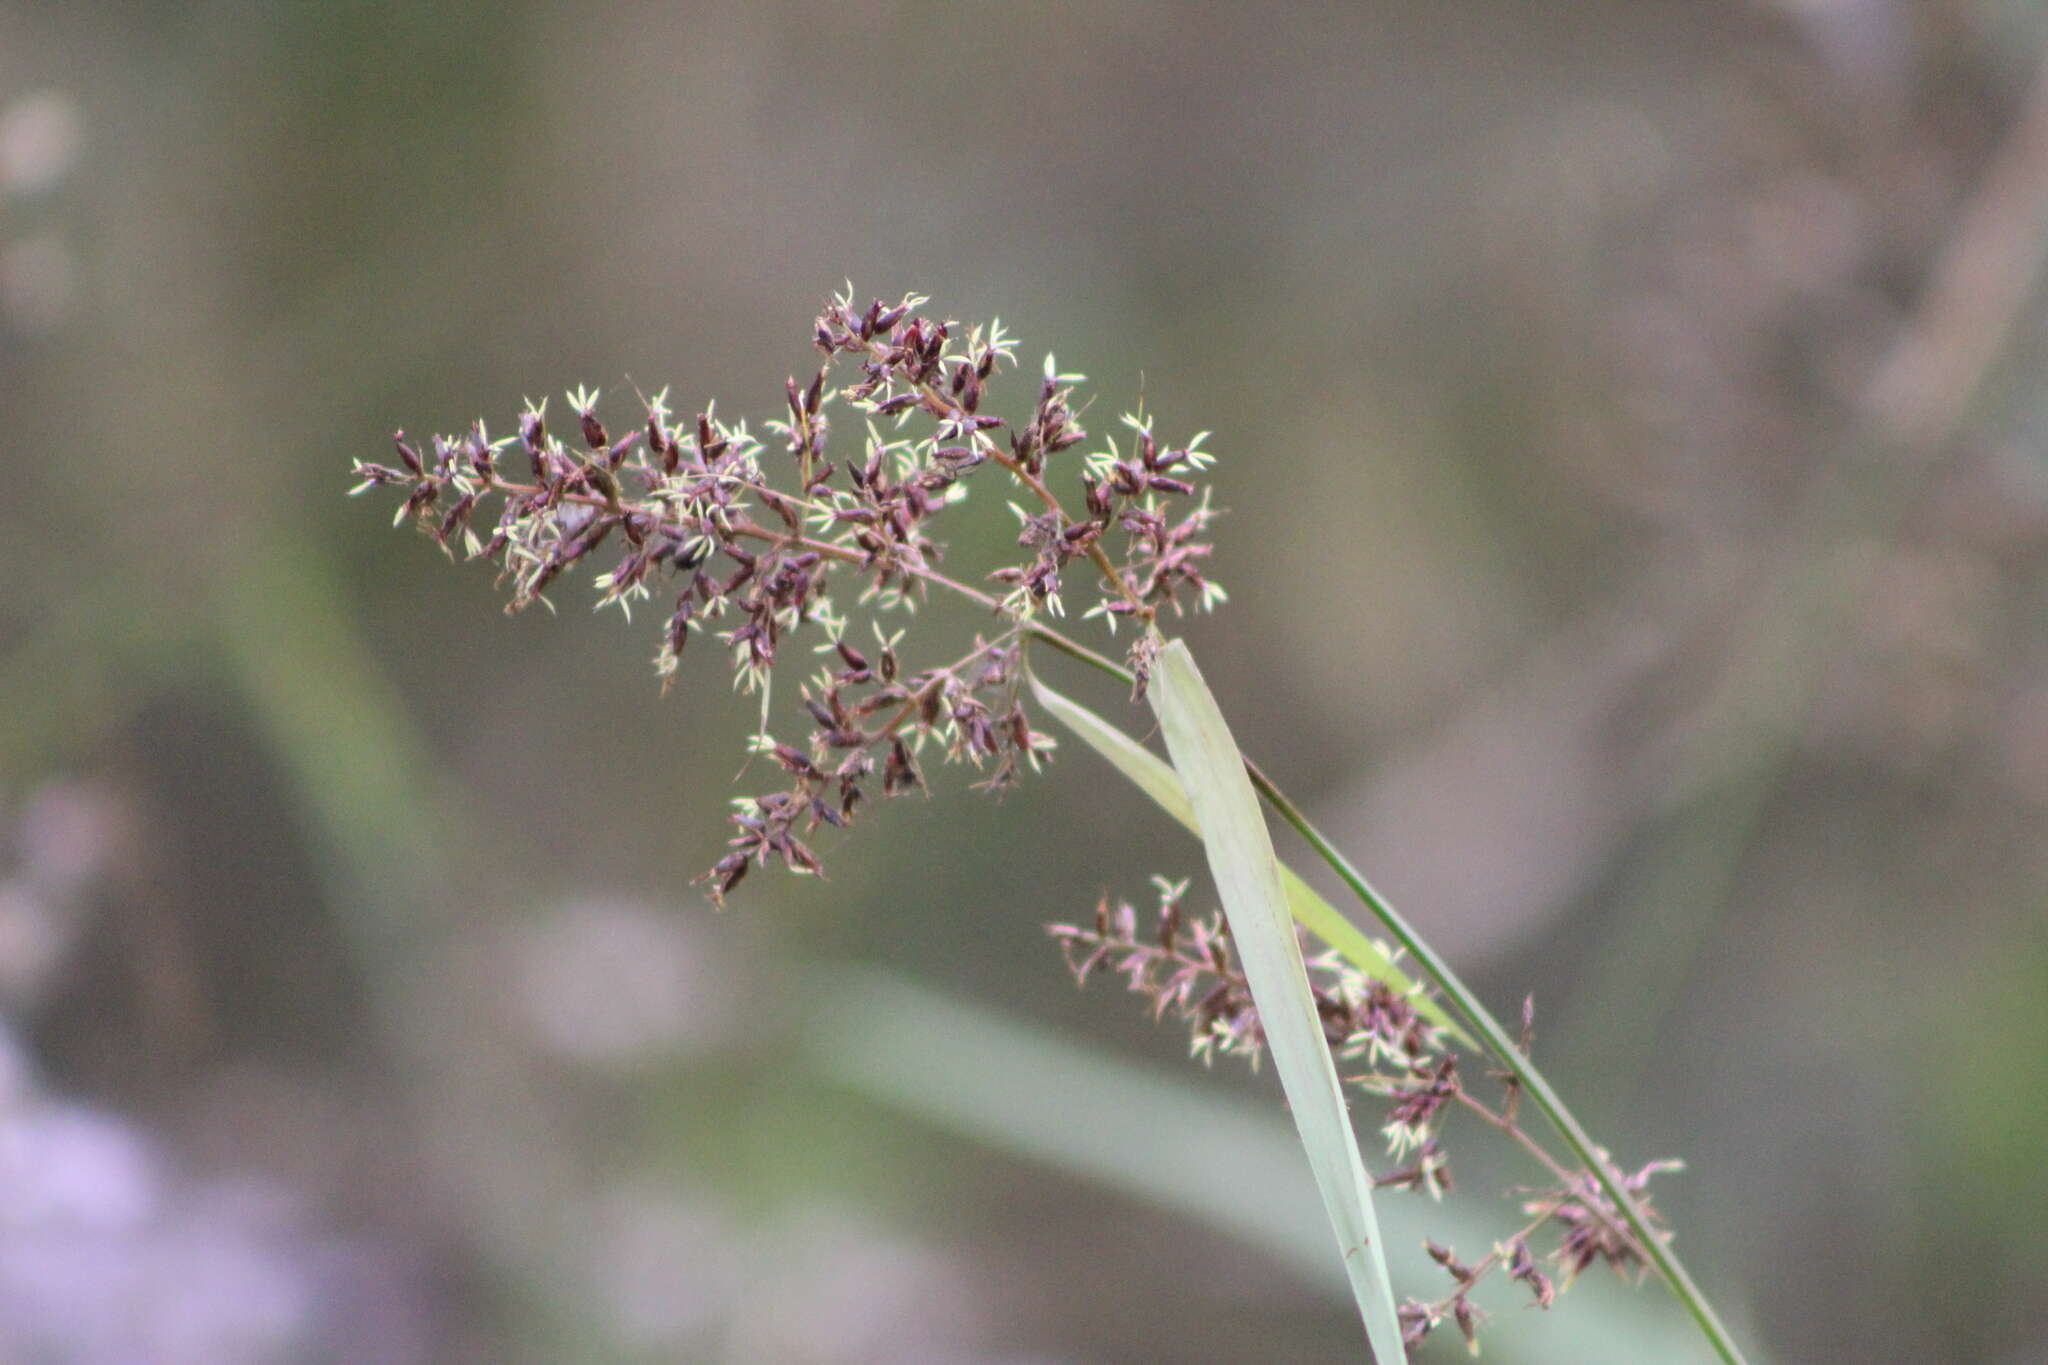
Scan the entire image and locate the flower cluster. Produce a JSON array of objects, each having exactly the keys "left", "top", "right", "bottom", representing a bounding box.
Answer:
[
  {"left": 1051, "top": 877, "right": 1266, "bottom": 1064},
  {"left": 1050, "top": 876, "right": 1443, "bottom": 1076},
  {"left": 1050, "top": 880, "right": 1679, "bottom": 1355},
  {"left": 809, "top": 294, "right": 1224, "bottom": 628},
  {"left": 352, "top": 290, "right": 1223, "bottom": 900}
]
